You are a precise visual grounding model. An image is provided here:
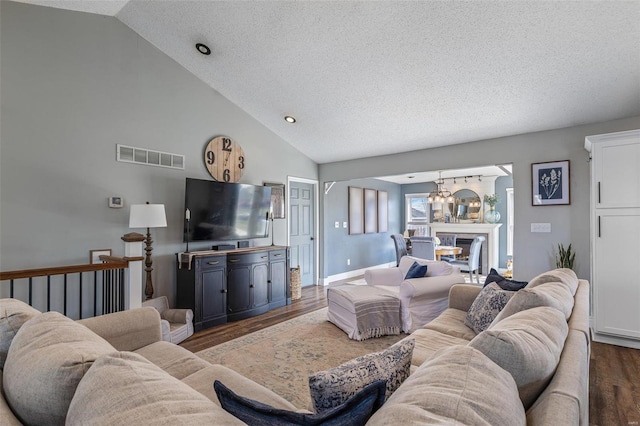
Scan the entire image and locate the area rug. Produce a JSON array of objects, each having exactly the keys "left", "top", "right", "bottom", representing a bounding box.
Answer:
[{"left": 196, "top": 307, "right": 405, "bottom": 409}]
